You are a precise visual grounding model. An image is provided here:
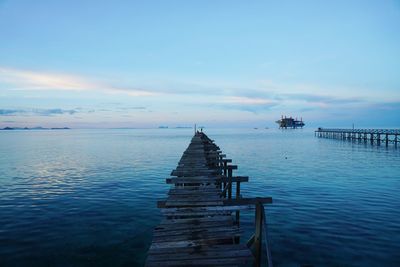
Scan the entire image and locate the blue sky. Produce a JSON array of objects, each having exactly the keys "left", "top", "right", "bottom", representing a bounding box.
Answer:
[{"left": 1, "top": 0, "right": 399, "bottom": 128}]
